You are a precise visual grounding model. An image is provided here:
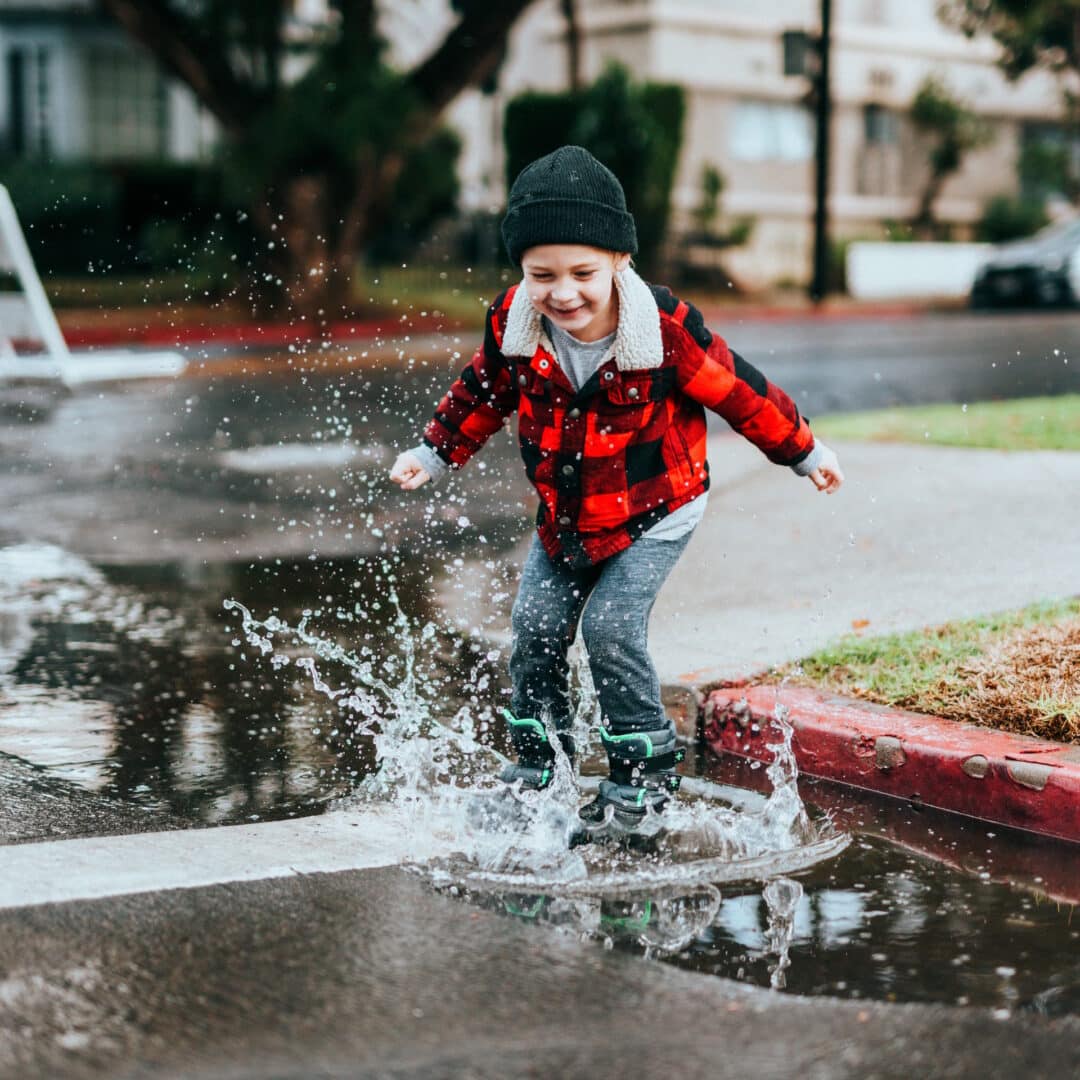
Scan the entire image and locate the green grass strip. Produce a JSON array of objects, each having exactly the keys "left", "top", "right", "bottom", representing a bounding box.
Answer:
[{"left": 814, "top": 394, "right": 1080, "bottom": 451}]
